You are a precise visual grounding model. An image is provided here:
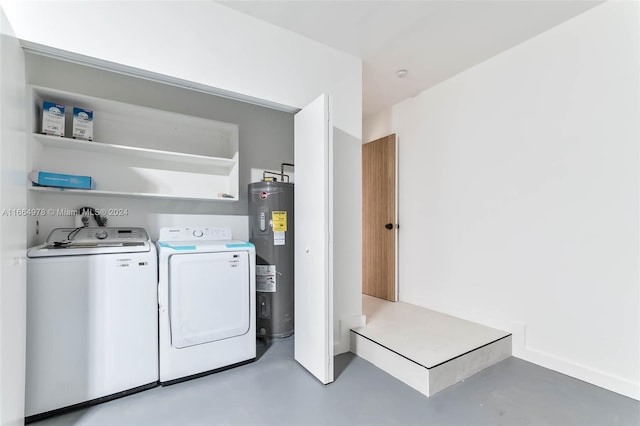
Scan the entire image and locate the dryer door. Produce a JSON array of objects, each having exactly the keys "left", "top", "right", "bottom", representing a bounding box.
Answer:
[{"left": 169, "top": 251, "right": 250, "bottom": 348}]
